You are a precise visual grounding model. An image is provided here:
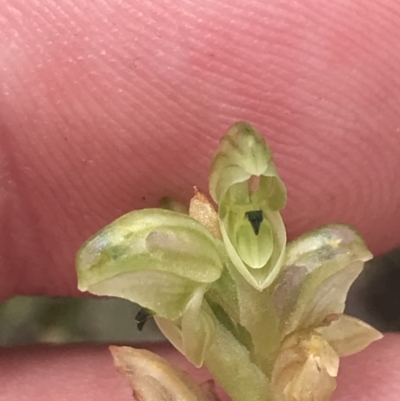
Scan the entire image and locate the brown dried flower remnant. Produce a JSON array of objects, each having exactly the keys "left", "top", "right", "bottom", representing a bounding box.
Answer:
[{"left": 110, "top": 346, "right": 220, "bottom": 401}]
